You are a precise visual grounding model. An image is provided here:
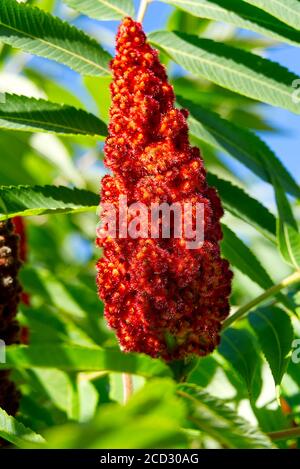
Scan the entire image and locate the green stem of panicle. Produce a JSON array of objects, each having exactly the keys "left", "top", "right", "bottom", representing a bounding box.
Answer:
[
  {"left": 122, "top": 373, "right": 133, "bottom": 404},
  {"left": 268, "top": 426, "right": 300, "bottom": 441},
  {"left": 137, "top": 0, "right": 150, "bottom": 23},
  {"left": 222, "top": 270, "right": 300, "bottom": 330}
]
